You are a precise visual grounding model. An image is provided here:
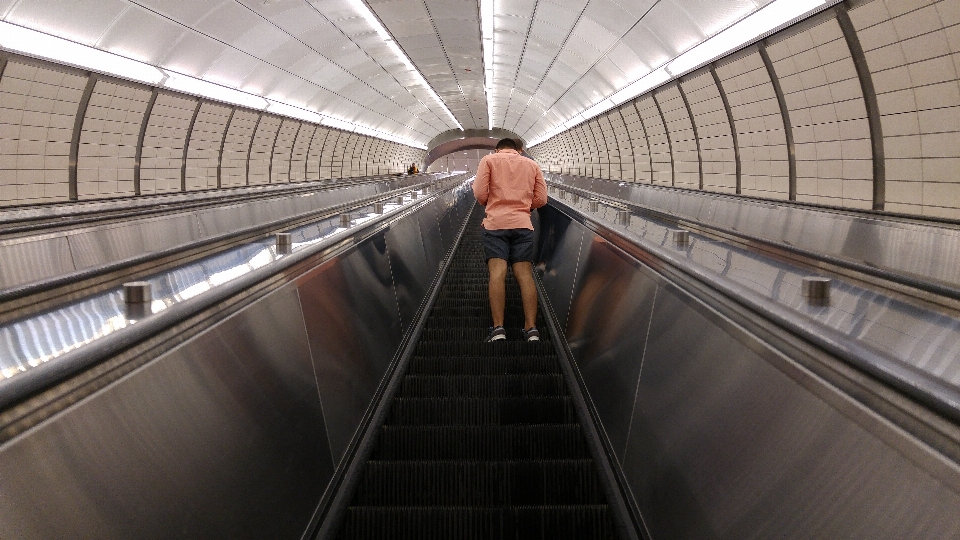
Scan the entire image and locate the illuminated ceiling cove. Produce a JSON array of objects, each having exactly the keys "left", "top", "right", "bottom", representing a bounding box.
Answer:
[{"left": 0, "top": 0, "right": 832, "bottom": 147}]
